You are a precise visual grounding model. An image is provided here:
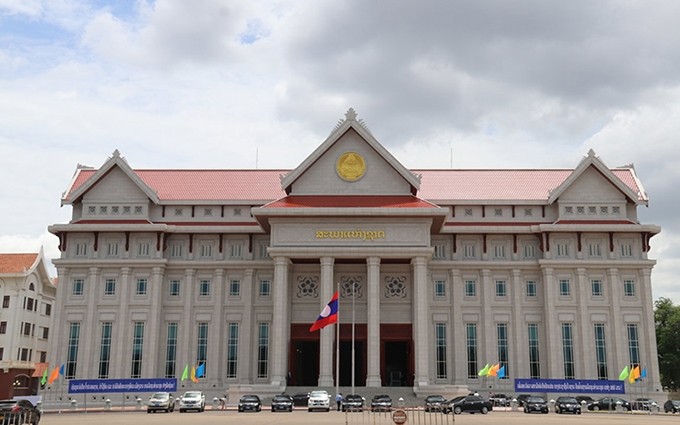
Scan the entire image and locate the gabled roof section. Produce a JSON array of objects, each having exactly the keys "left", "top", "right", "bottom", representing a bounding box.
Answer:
[
  {"left": 63, "top": 150, "right": 160, "bottom": 205},
  {"left": 279, "top": 108, "right": 421, "bottom": 194},
  {"left": 548, "top": 149, "right": 647, "bottom": 206},
  {"left": 0, "top": 253, "right": 38, "bottom": 274}
]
